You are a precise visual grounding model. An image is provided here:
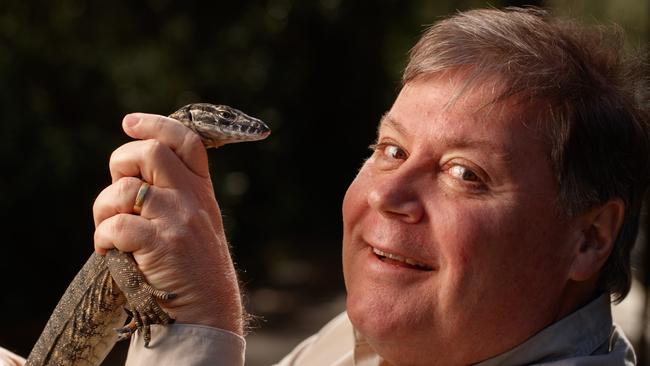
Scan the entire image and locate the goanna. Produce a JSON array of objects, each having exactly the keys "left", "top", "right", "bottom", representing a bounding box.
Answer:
[{"left": 25, "top": 103, "right": 270, "bottom": 366}]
